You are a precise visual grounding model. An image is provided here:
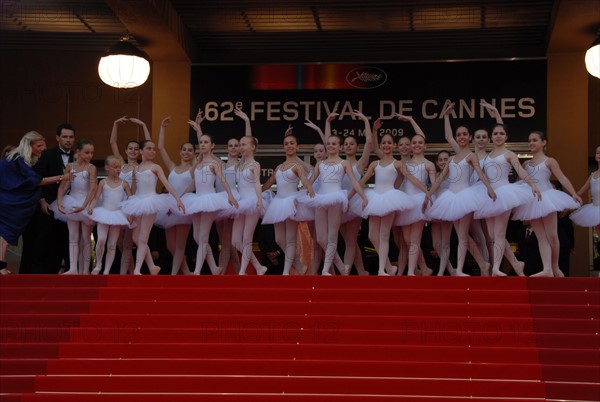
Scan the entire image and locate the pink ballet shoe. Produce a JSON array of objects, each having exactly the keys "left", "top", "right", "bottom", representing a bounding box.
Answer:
[
  {"left": 378, "top": 271, "right": 390, "bottom": 276},
  {"left": 455, "top": 271, "right": 470, "bottom": 277},
  {"left": 341, "top": 265, "right": 351, "bottom": 276},
  {"left": 149, "top": 266, "right": 161, "bottom": 275},
  {"left": 492, "top": 269, "right": 507, "bottom": 277},
  {"left": 91, "top": 266, "right": 101, "bottom": 275},
  {"left": 256, "top": 265, "right": 268, "bottom": 276},
  {"left": 61, "top": 269, "right": 78, "bottom": 275}
]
